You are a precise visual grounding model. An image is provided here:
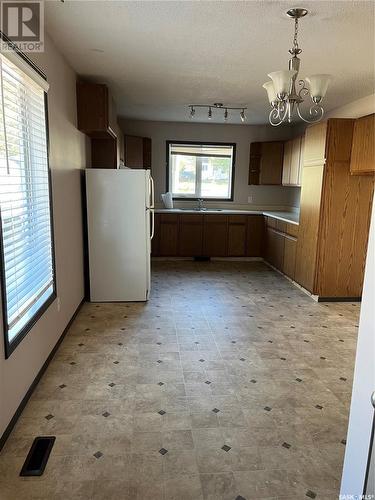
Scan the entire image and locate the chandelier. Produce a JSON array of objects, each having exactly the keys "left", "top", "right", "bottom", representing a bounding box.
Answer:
[
  {"left": 263, "top": 8, "right": 331, "bottom": 126},
  {"left": 188, "top": 103, "right": 247, "bottom": 122}
]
